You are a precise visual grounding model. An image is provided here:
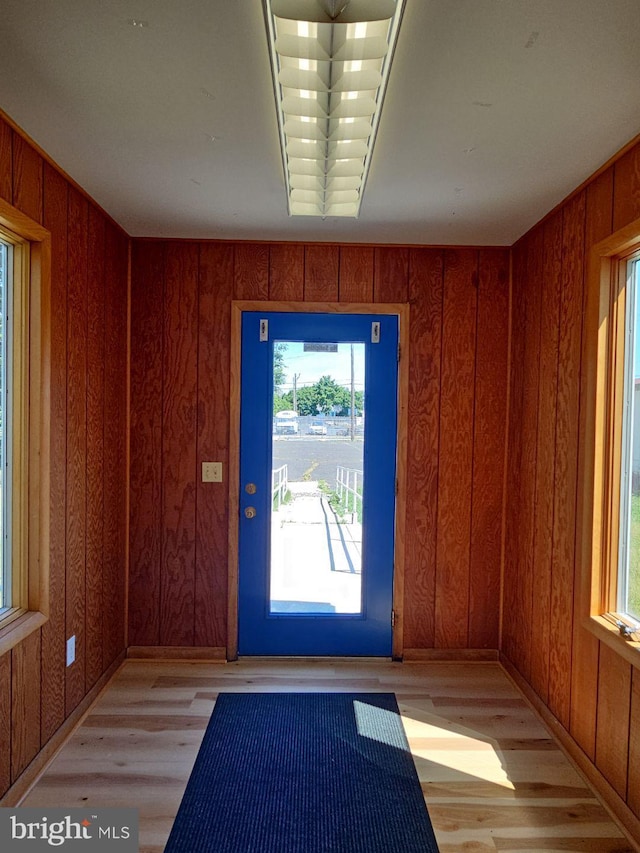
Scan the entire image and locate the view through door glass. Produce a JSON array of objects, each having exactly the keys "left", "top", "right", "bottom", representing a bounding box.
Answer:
[{"left": 270, "top": 341, "right": 365, "bottom": 615}]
